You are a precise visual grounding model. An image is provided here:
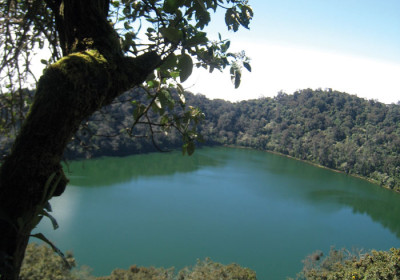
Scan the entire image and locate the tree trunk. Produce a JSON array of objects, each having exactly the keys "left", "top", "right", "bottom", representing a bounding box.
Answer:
[{"left": 0, "top": 1, "right": 161, "bottom": 279}]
